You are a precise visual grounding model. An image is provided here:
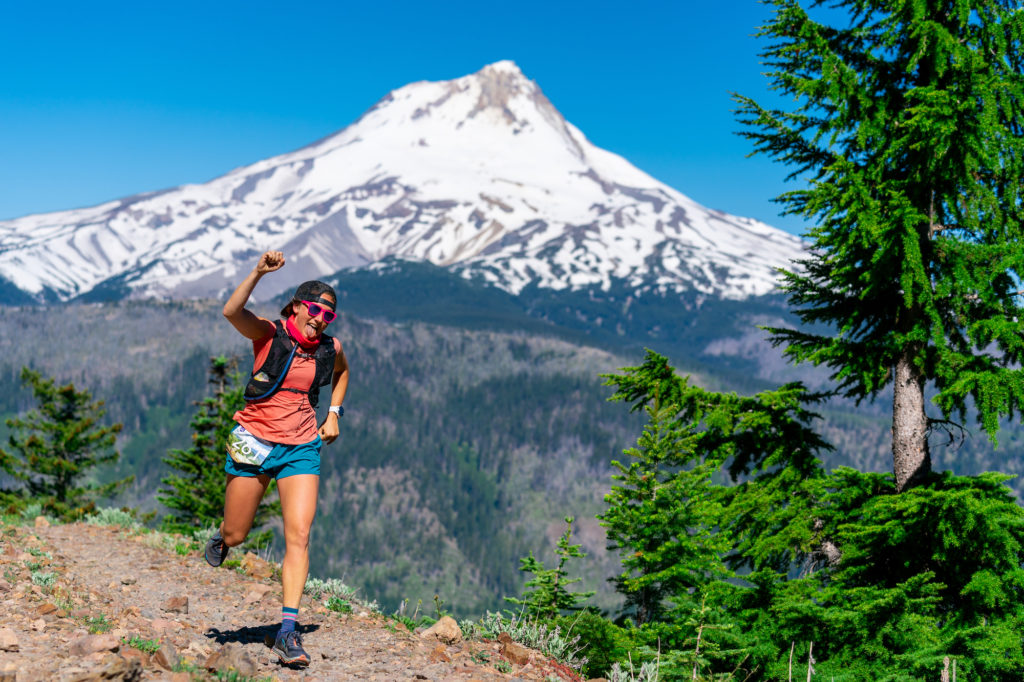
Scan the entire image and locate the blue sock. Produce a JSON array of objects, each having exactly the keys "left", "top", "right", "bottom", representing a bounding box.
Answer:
[{"left": 280, "top": 606, "right": 299, "bottom": 634}]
